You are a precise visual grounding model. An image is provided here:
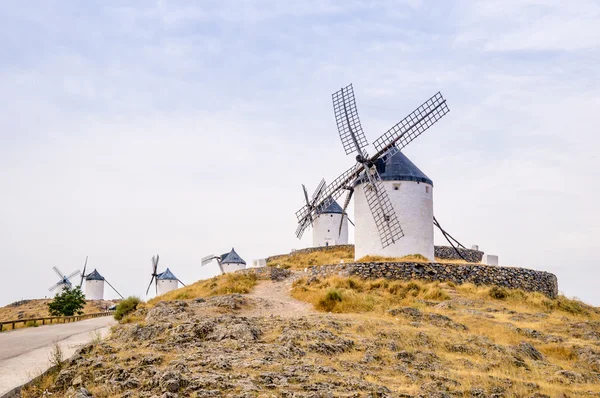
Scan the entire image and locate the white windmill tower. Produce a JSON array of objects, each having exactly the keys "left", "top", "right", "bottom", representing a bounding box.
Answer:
[
  {"left": 295, "top": 180, "right": 353, "bottom": 247},
  {"left": 296, "top": 84, "right": 458, "bottom": 261},
  {"left": 48, "top": 266, "right": 80, "bottom": 296},
  {"left": 145, "top": 255, "right": 186, "bottom": 297},
  {"left": 78, "top": 257, "right": 124, "bottom": 300},
  {"left": 202, "top": 247, "right": 247, "bottom": 274}
]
